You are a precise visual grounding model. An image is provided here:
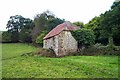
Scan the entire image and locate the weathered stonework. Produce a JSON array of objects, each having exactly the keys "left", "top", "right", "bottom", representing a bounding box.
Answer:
[
  {"left": 43, "top": 21, "right": 80, "bottom": 57},
  {"left": 43, "top": 30, "right": 77, "bottom": 56}
]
